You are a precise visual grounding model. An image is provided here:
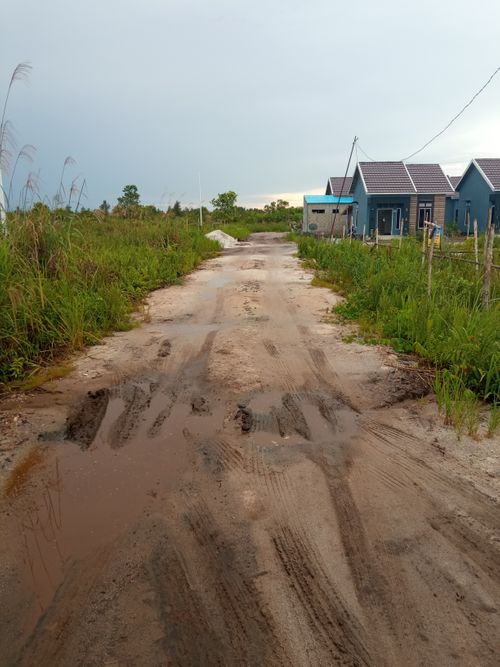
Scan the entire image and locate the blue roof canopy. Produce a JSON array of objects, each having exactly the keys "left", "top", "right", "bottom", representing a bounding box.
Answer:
[{"left": 304, "top": 195, "right": 353, "bottom": 205}]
